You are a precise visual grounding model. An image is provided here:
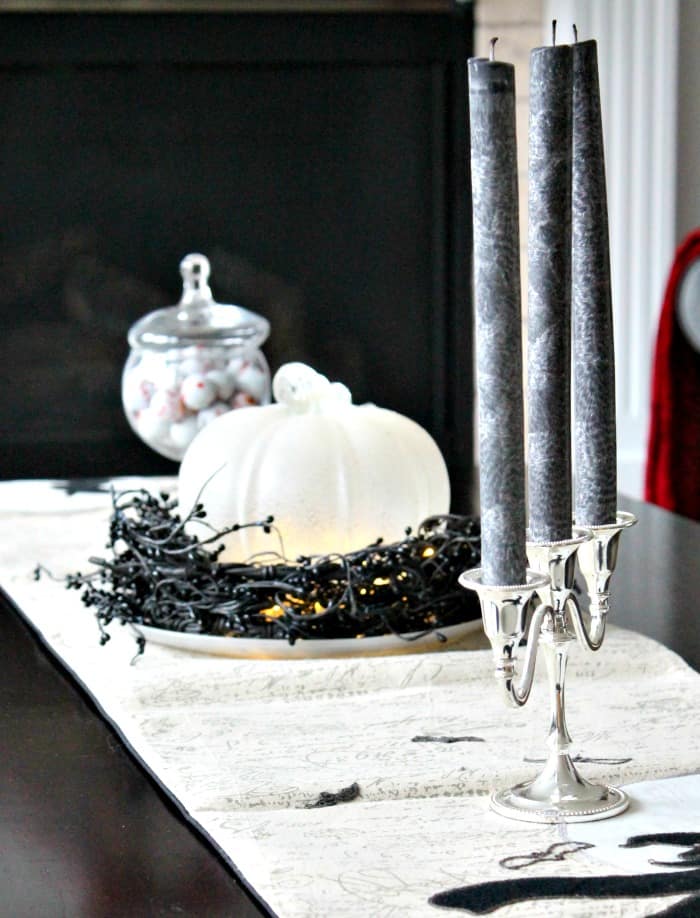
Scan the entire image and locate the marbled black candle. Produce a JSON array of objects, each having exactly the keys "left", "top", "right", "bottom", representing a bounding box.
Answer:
[
  {"left": 527, "top": 43, "right": 573, "bottom": 543},
  {"left": 468, "top": 56, "right": 527, "bottom": 585},
  {"left": 572, "top": 38, "right": 617, "bottom": 526}
]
